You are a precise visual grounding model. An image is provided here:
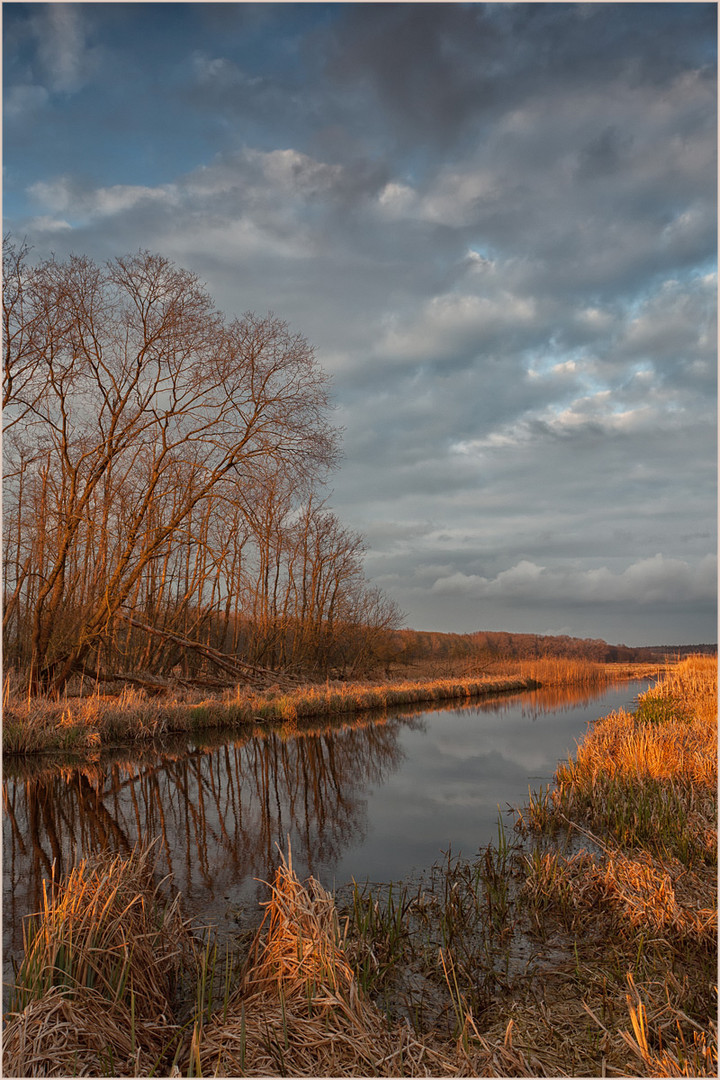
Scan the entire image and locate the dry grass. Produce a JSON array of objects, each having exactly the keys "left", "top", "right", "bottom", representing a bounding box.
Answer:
[
  {"left": 3, "top": 672, "right": 537, "bottom": 755},
  {"left": 3, "top": 845, "right": 194, "bottom": 1077},
  {"left": 195, "top": 850, "right": 540, "bottom": 1077},
  {"left": 4, "top": 656, "right": 715, "bottom": 1076},
  {"left": 2, "top": 985, "right": 170, "bottom": 1077},
  {"left": 511, "top": 654, "right": 717, "bottom": 1076},
  {"left": 527, "top": 654, "right": 718, "bottom": 865},
  {"left": 618, "top": 972, "right": 718, "bottom": 1077},
  {"left": 9, "top": 845, "right": 190, "bottom": 1015},
  {"left": 335, "top": 655, "right": 717, "bottom": 1077},
  {"left": 516, "top": 657, "right": 613, "bottom": 686},
  {"left": 3, "top": 656, "right": 658, "bottom": 757},
  {"left": 4, "top": 846, "right": 542, "bottom": 1077},
  {"left": 196, "top": 850, "right": 406, "bottom": 1077}
]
